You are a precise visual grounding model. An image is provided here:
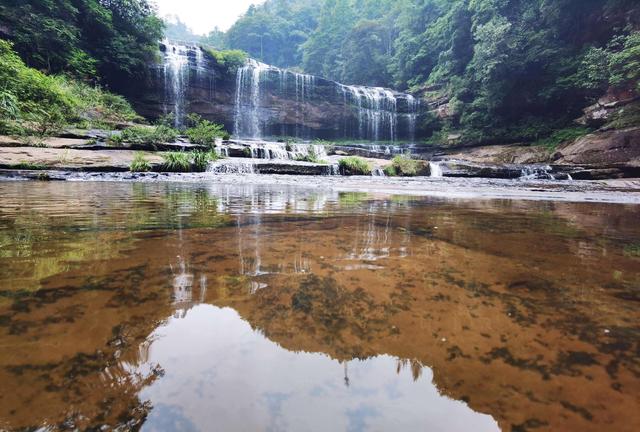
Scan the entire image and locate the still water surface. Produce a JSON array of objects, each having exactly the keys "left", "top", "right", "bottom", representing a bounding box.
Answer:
[{"left": 0, "top": 182, "right": 638, "bottom": 431}]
